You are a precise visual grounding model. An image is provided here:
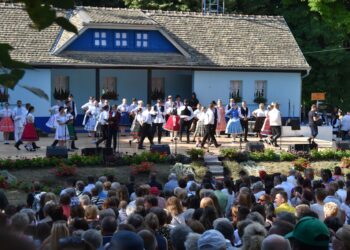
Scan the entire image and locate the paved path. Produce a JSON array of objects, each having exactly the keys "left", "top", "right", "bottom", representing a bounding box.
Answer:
[{"left": 0, "top": 133, "right": 333, "bottom": 159}]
